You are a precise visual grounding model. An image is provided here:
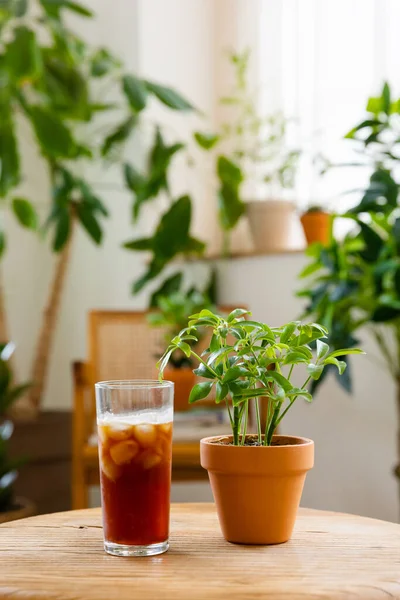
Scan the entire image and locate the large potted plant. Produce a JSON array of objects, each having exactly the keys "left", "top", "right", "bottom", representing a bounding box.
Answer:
[
  {"left": 158, "top": 308, "right": 363, "bottom": 544},
  {"left": 298, "top": 82, "right": 400, "bottom": 508},
  {"left": 0, "top": 342, "right": 33, "bottom": 524},
  {"left": 195, "top": 50, "right": 300, "bottom": 255}
]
